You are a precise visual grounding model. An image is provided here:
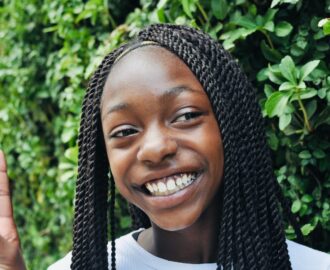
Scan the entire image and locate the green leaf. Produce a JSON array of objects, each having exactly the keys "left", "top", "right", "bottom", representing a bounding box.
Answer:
[
  {"left": 323, "top": 22, "right": 330, "bottom": 35},
  {"left": 263, "top": 8, "right": 278, "bottom": 24},
  {"left": 211, "top": 0, "right": 229, "bottom": 20},
  {"left": 318, "top": 88, "right": 327, "bottom": 99},
  {"left": 59, "top": 170, "right": 75, "bottom": 182},
  {"left": 299, "top": 150, "right": 312, "bottom": 159},
  {"left": 315, "top": 107, "right": 330, "bottom": 128},
  {"left": 279, "top": 56, "right": 297, "bottom": 84},
  {"left": 275, "top": 21, "right": 293, "bottom": 37},
  {"left": 318, "top": 18, "right": 330, "bottom": 35},
  {"left": 301, "top": 89, "right": 318, "bottom": 100},
  {"left": 301, "top": 224, "right": 315, "bottom": 236},
  {"left": 271, "top": 0, "right": 281, "bottom": 8},
  {"left": 260, "top": 40, "right": 282, "bottom": 63},
  {"left": 306, "top": 99, "right": 317, "bottom": 118},
  {"left": 265, "top": 91, "right": 290, "bottom": 117},
  {"left": 157, "top": 8, "right": 166, "bottom": 22},
  {"left": 263, "top": 21, "right": 275, "bottom": 32},
  {"left": 264, "top": 84, "right": 274, "bottom": 97},
  {"left": 232, "top": 16, "right": 257, "bottom": 29},
  {"left": 61, "top": 128, "right": 76, "bottom": 143},
  {"left": 267, "top": 131, "right": 279, "bottom": 150},
  {"left": 279, "top": 113, "right": 292, "bottom": 130},
  {"left": 182, "top": 0, "right": 193, "bottom": 18},
  {"left": 120, "top": 216, "right": 132, "bottom": 229},
  {"left": 291, "top": 44, "right": 305, "bottom": 57},
  {"left": 64, "top": 146, "right": 78, "bottom": 163},
  {"left": 221, "top": 28, "right": 256, "bottom": 49},
  {"left": 279, "top": 81, "right": 295, "bottom": 91},
  {"left": 157, "top": 0, "right": 169, "bottom": 9},
  {"left": 301, "top": 194, "right": 313, "bottom": 203},
  {"left": 288, "top": 175, "right": 300, "bottom": 187},
  {"left": 291, "top": 89, "right": 318, "bottom": 101},
  {"left": 257, "top": 68, "right": 268, "bottom": 82},
  {"left": 291, "top": 199, "right": 302, "bottom": 213},
  {"left": 313, "top": 149, "right": 326, "bottom": 159},
  {"left": 268, "top": 65, "right": 284, "bottom": 84},
  {"left": 299, "top": 60, "right": 320, "bottom": 81}
]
